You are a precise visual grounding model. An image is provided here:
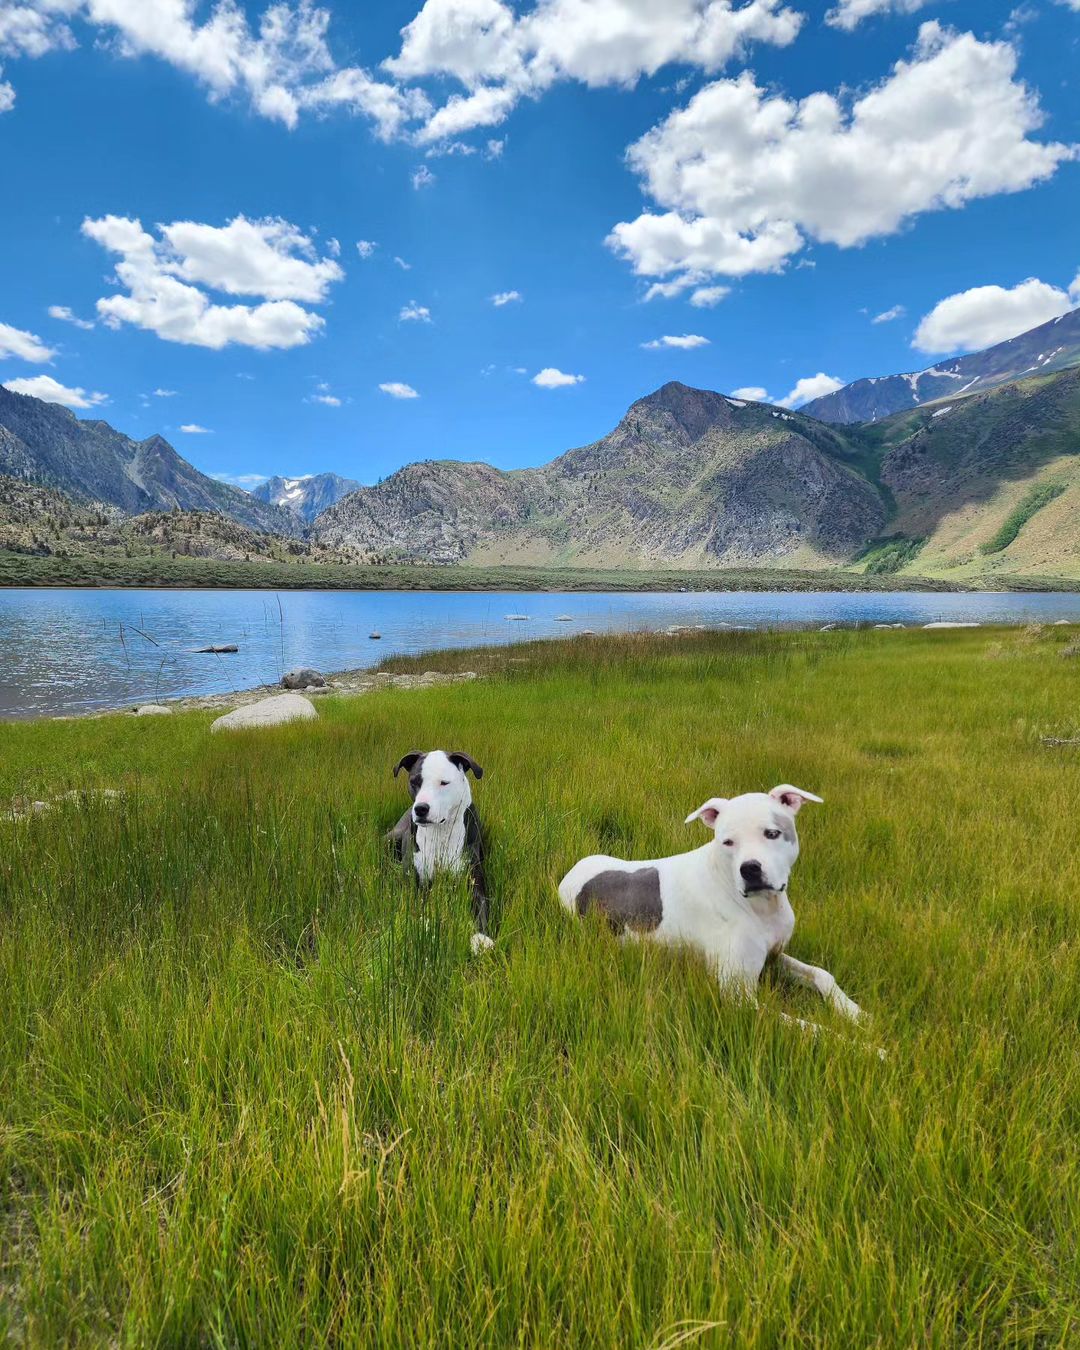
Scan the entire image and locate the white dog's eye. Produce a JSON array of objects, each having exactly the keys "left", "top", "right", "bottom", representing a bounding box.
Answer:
[
  {"left": 721, "top": 838, "right": 734, "bottom": 847},
  {"left": 439, "top": 780, "right": 450, "bottom": 787},
  {"left": 764, "top": 828, "right": 781, "bottom": 840}
]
